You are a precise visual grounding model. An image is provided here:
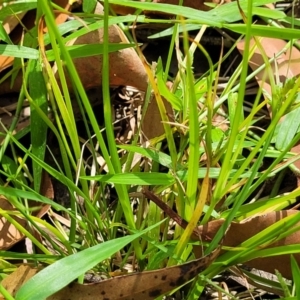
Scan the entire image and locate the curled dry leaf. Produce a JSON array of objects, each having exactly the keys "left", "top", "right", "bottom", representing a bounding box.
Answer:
[
  {"left": 48, "top": 249, "right": 219, "bottom": 300},
  {"left": 64, "top": 18, "right": 148, "bottom": 91},
  {"left": 68, "top": 2, "right": 148, "bottom": 91},
  {"left": 193, "top": 210, "right": 300, "bottom": 279}
]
